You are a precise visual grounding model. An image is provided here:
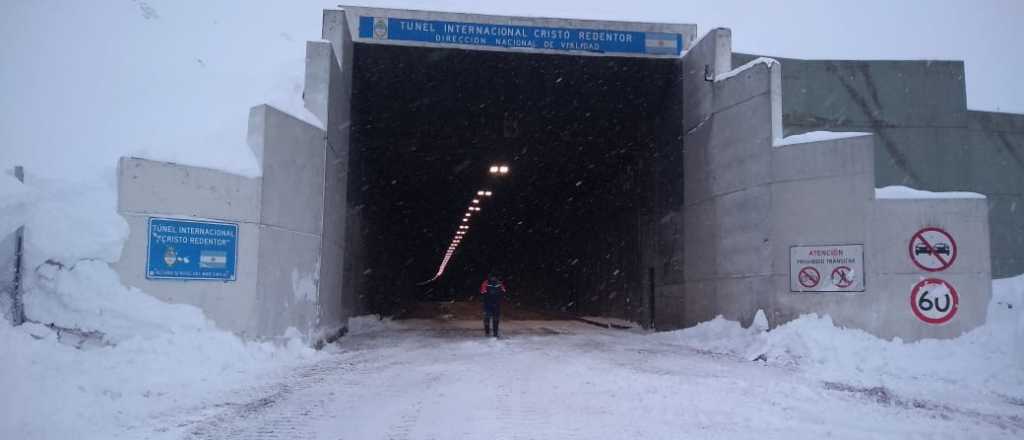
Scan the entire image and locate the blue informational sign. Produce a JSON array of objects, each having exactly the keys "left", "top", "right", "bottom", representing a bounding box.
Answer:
[
  {"left": 146, "top": 217, "right": 238, "bottom": 281},
  {"left": 358, "top": 16, "right": 683, "bottom": 56}
]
